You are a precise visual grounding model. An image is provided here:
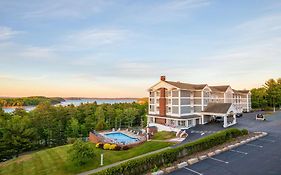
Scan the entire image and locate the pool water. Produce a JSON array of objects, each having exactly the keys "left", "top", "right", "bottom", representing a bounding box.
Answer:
[{"left": 105, "top": 132, "right": 139, "bottom": 144}]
